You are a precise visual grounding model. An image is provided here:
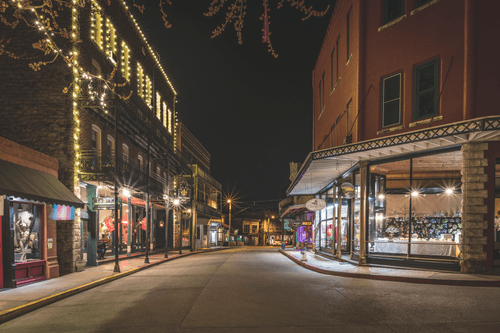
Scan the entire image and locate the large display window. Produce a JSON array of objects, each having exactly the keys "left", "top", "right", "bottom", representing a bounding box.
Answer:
[
  {"left": 367, "top": 149, "right": 463, "bottom": 259},
  {"left": 316, "top": 189, "right": 335, "bottom": 253},
  {"left": 10, "top": 202, "right": 43, "bottom": 263}
]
